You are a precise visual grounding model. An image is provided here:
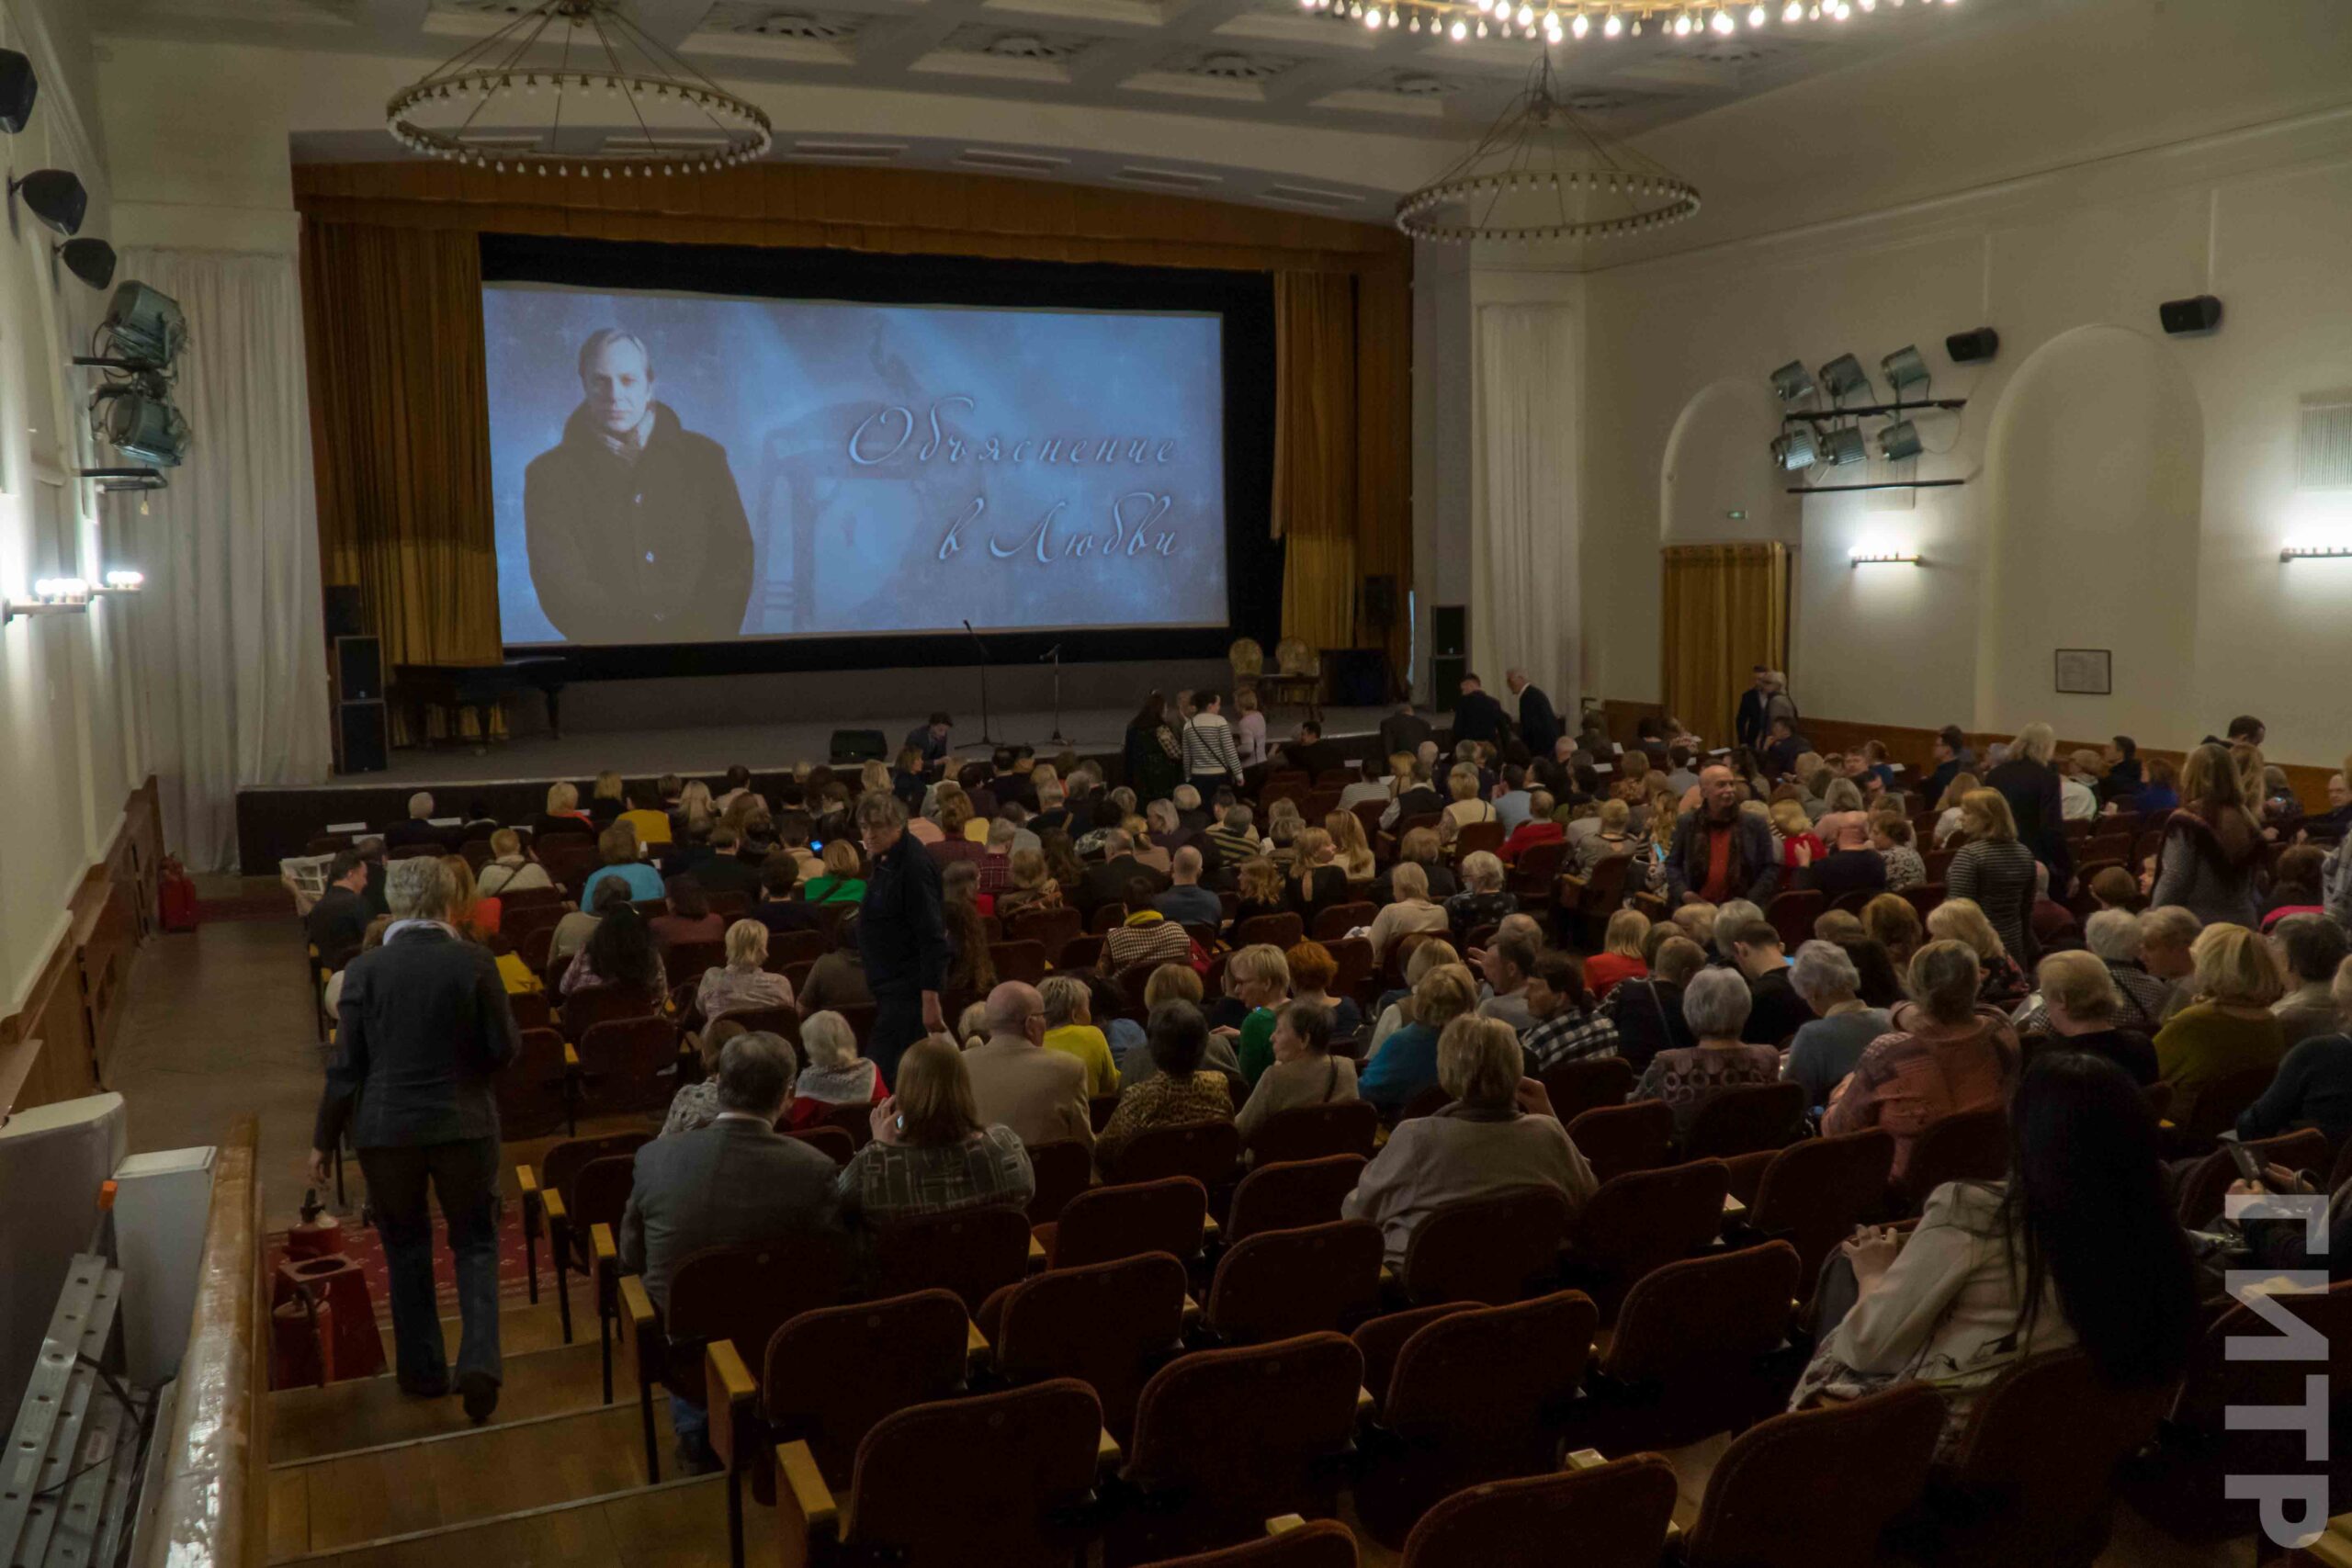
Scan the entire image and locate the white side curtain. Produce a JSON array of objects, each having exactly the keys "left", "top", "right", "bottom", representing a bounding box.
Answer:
[
  {"left": 1472, "top": 302, "right": 1581, "bottom": 728},
  {"left": 117, "top": 248, "right": 330, "bottom": 872}
]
